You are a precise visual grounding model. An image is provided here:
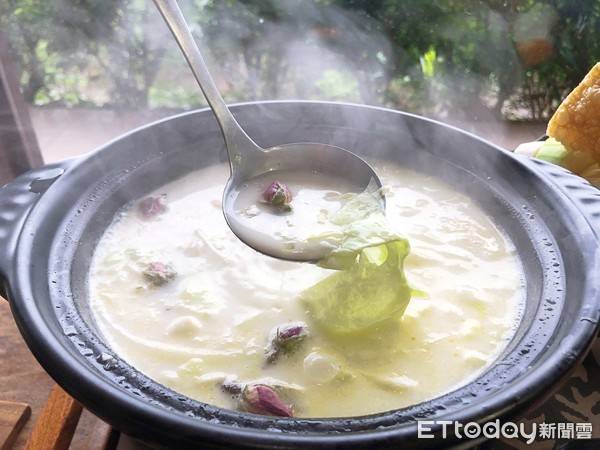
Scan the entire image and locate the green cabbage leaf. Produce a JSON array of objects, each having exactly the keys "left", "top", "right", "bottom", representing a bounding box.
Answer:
[
  {"left": 300, "top": 239, "right": 412, "bottom": 336},
  {"left": 299, "top": 181, "right": 413, "bottom": 336},
  {"left": 316, "top": 180, "right": 403, "bottom": 270}
]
